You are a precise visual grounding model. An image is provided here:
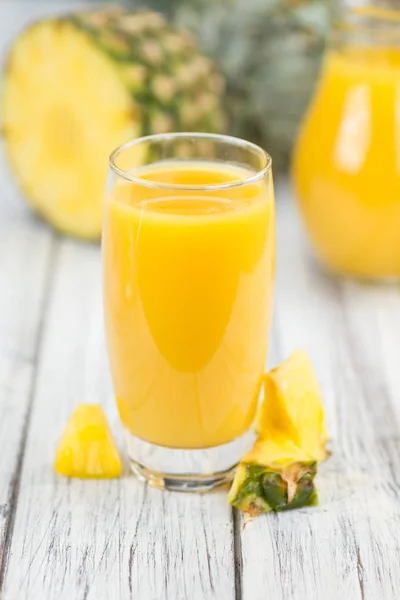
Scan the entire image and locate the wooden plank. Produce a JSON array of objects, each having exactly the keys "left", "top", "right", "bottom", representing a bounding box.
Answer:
[
  {"left": 240, "top": 187, "right": 400, "bottom": 600},
  {"left": 1, "top": 241, "right": 236, "bottom": 600},
  {"left": 0, "top": 234, "right": 54, "bottom": 571},
  {"left": 0, "top": 167, "right": 55, "bottom": 570}
]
